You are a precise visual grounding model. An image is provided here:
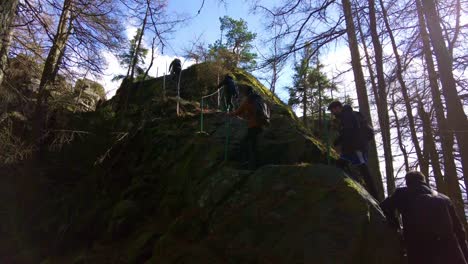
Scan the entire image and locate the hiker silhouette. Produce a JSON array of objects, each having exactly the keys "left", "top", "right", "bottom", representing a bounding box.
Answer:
[{"left": 328, "top": 100, "right": 379, "bottom": 200}]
